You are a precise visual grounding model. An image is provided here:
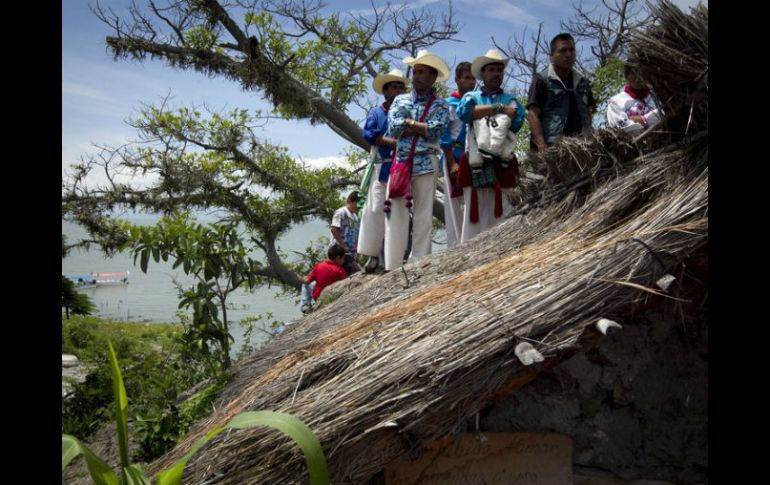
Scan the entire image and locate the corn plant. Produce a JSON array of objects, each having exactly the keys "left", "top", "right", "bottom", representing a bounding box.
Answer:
[{"left": 62, "top": 341, "right": 329, "bottom": 485}]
